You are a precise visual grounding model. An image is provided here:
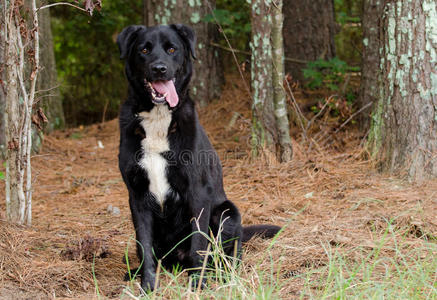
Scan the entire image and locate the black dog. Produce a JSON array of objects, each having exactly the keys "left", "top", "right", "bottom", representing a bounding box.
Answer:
[{"left": 117, "top": 24, "right": 280, "bottom": 291}]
